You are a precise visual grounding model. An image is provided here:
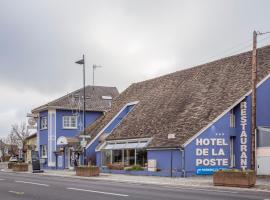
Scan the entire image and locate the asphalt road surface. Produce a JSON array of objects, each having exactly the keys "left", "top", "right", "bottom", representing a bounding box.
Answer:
[{"left": 0, "top": 171, "right": 269, "bottom": 200}]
